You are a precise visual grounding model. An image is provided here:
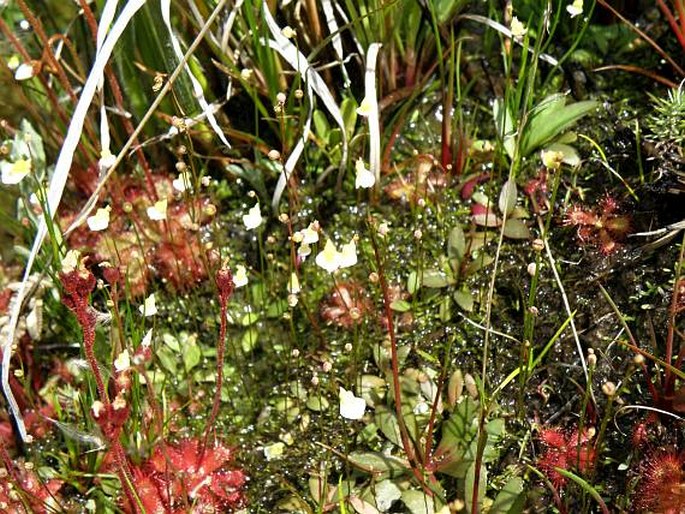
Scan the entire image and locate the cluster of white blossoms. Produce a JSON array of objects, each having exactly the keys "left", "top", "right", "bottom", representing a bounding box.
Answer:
[{"left": 314, "top": 238, "right": 358, "bottom": 274}]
